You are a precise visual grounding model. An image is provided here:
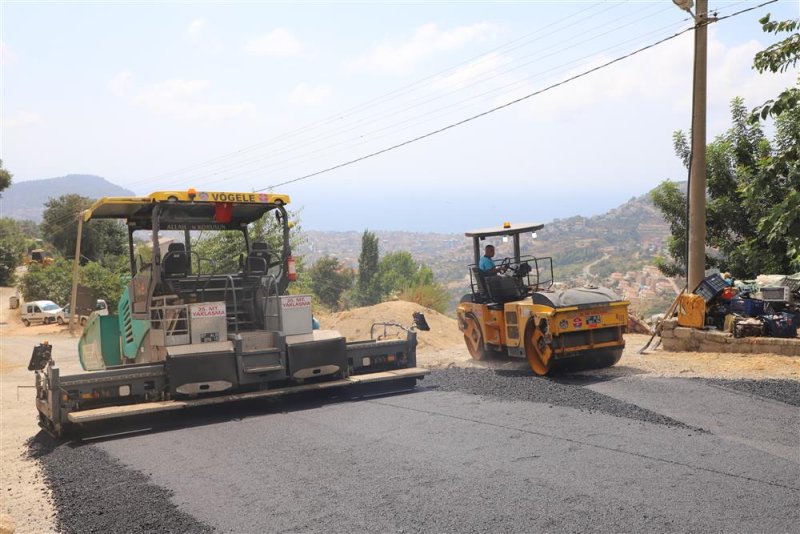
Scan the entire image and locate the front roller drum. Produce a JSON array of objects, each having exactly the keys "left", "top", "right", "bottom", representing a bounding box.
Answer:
[{"left": 524, "top": 322, "right": 624, "bottom": 376}]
